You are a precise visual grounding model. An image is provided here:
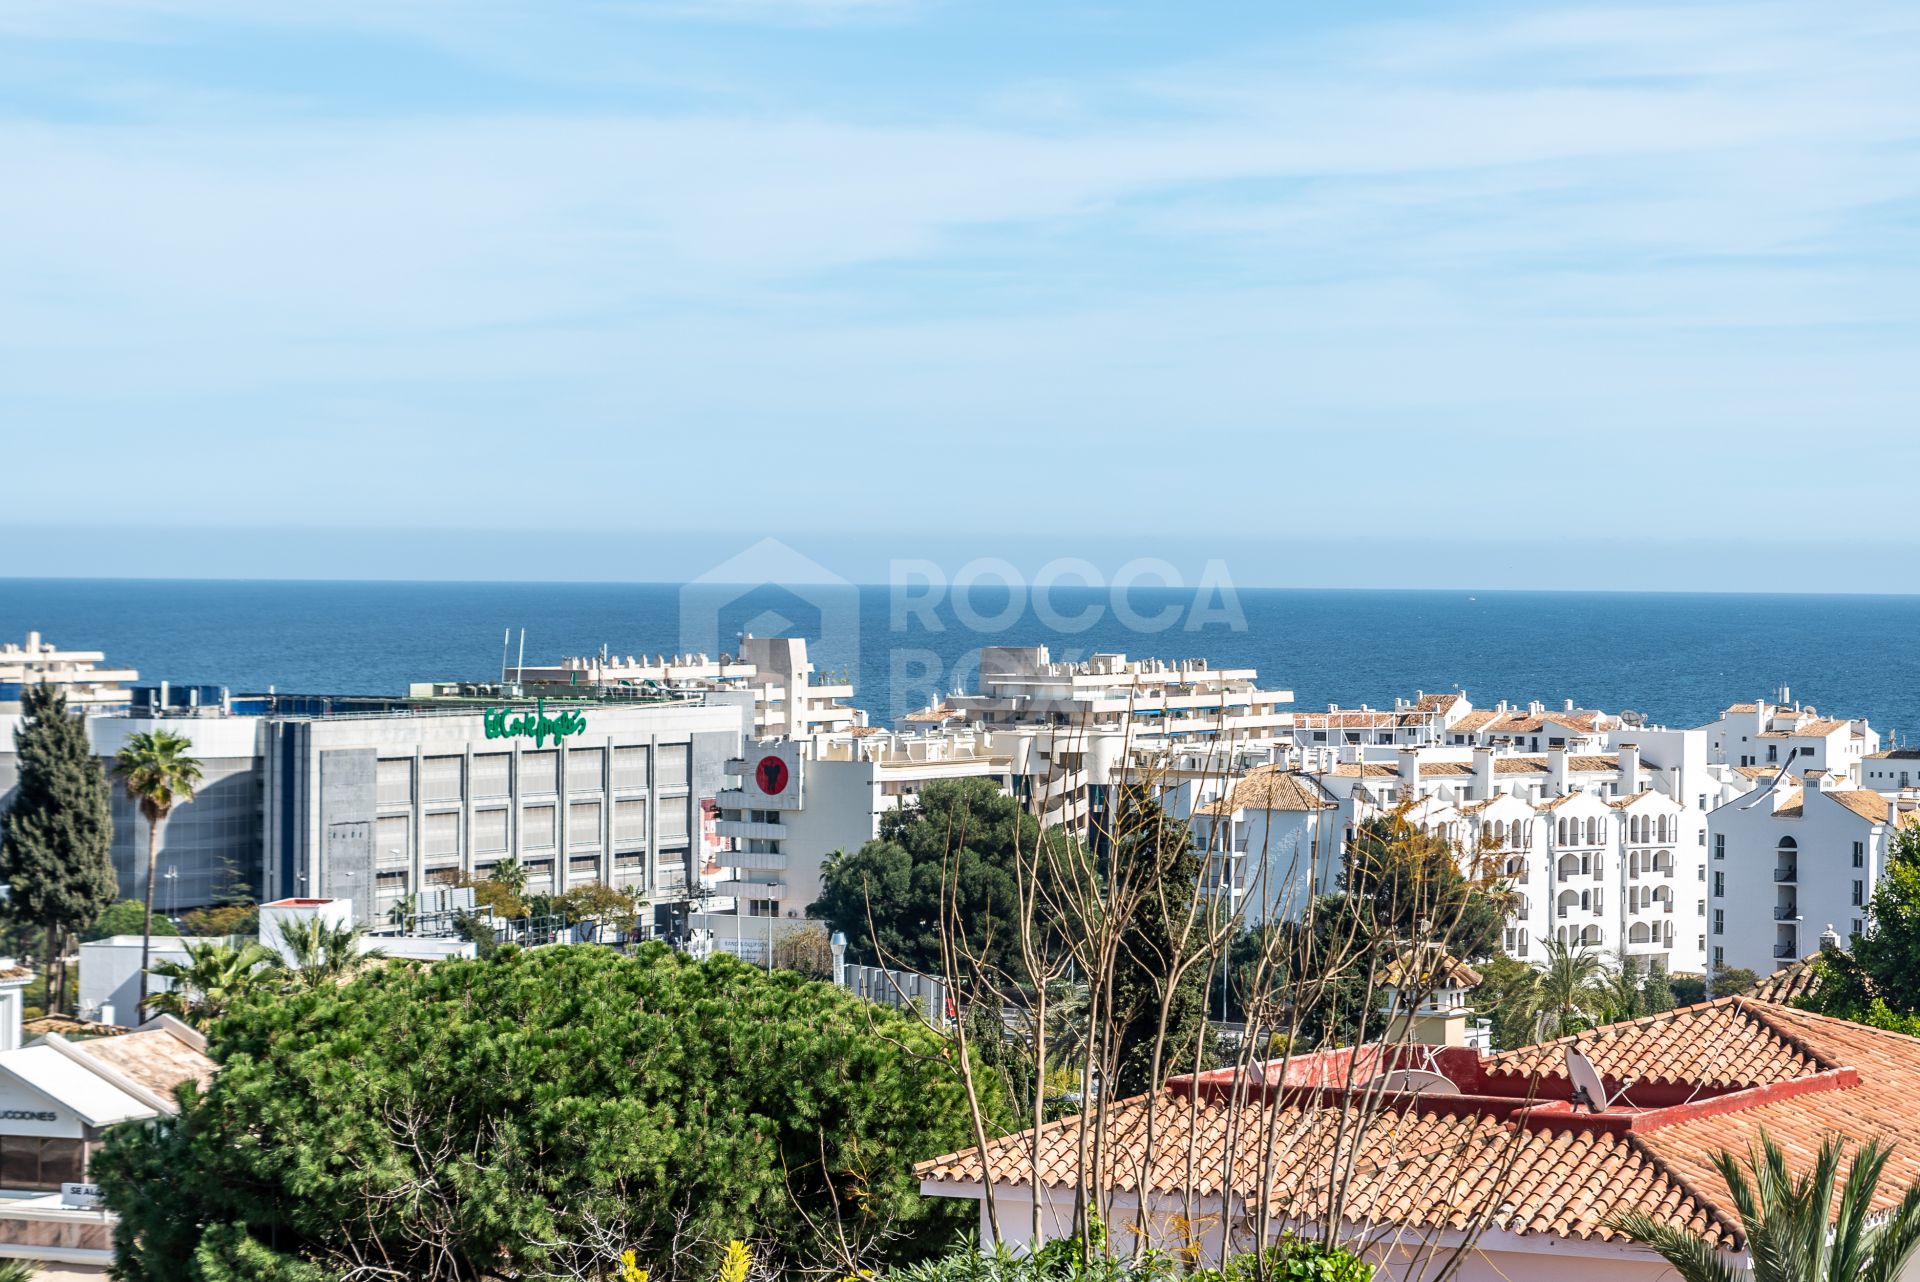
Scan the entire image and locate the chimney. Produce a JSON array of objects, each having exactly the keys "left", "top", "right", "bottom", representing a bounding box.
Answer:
[
  {"left": 1548, "top": 748, "right": 1569, "bottom": 796},
  {"left": 1619, "top": 743, "right": 1640, "bottom": 795},
  {"left": 1473, "top": 746, "right": 1496, "bottom": 801},
  {"left": 1397, "top": 748, "right": 1421, "bottom": 799}
]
